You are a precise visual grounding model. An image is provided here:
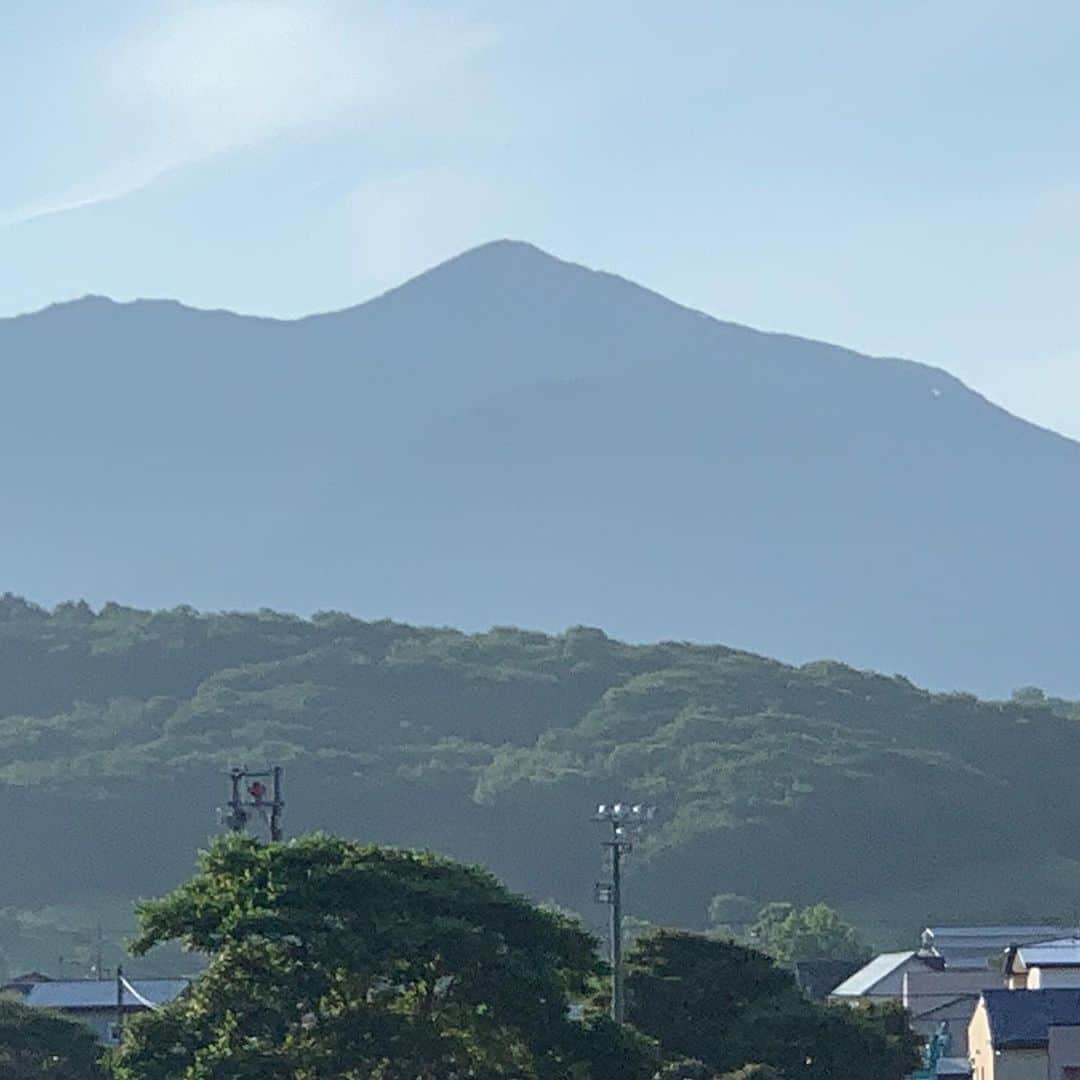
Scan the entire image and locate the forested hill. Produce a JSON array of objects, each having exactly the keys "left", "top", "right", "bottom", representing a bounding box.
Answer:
[
  {"left": 6, "top": 240, "right": 1080, "bottom": 695},
  {"left": 2, "top": 596, "right": 1079, "bottom": 970}
]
